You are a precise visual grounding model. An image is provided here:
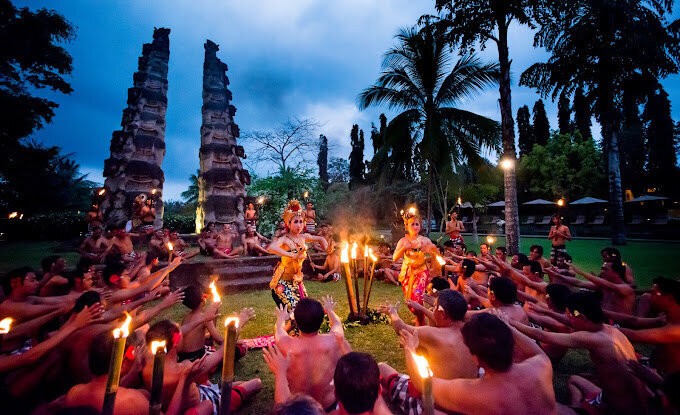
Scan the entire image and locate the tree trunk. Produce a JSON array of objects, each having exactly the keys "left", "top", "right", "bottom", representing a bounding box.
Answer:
[
  {"left": 426, "top": 164, "right": 433, "bottom": 236},
  {"left": 602, "top": 119, "right": 627, "bottom": 245},
  {"left": 497, "top": 25, "right": 521, "bottom": 254},
  {"left": 471, "top": 208, "right": 479, "bottom": 246}
]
